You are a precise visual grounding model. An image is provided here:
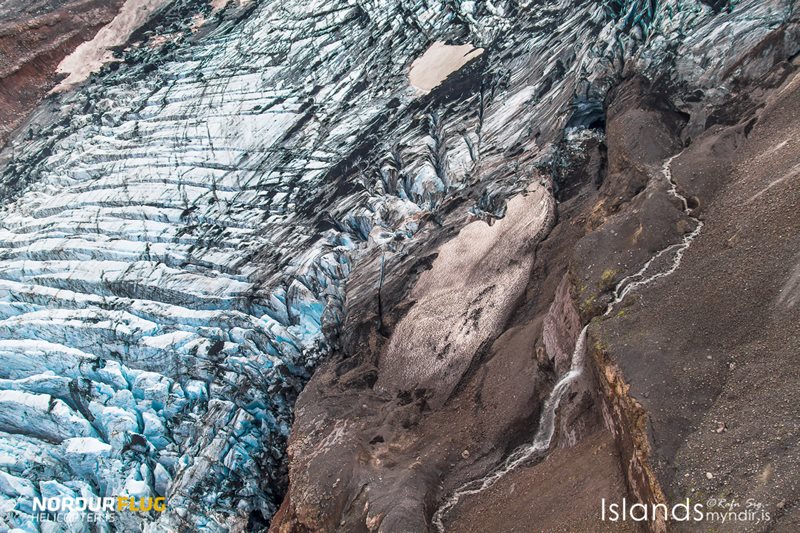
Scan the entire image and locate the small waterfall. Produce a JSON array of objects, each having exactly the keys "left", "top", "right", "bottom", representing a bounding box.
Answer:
[
  {"left": 432, "top": 326, "right": 588, "bottom": 532},
  {"left": 433, "top": 152, "right": 703, "bottom": 531}
]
